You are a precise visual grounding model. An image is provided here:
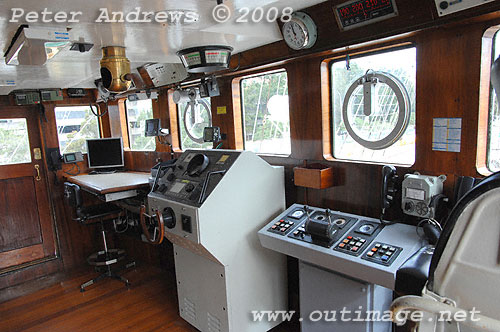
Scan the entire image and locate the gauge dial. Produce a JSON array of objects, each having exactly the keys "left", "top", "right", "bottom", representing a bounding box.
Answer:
[{"left": 282, "top": 12, "right": 317, "bottom": 50}]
